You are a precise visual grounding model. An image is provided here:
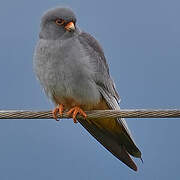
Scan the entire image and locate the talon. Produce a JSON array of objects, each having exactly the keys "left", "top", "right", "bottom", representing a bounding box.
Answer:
[
  {"left": 52, "top": 107, "right": 59, "bottom": 121},
  {"left": 58, "top": 104, "right": 64, "bottom": 116},
  {"left": 52, "top": 104, "right": 64, "bottom": 121},
  {"left": 67, "top": 106, "right": 87, "bottom": 123}
]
